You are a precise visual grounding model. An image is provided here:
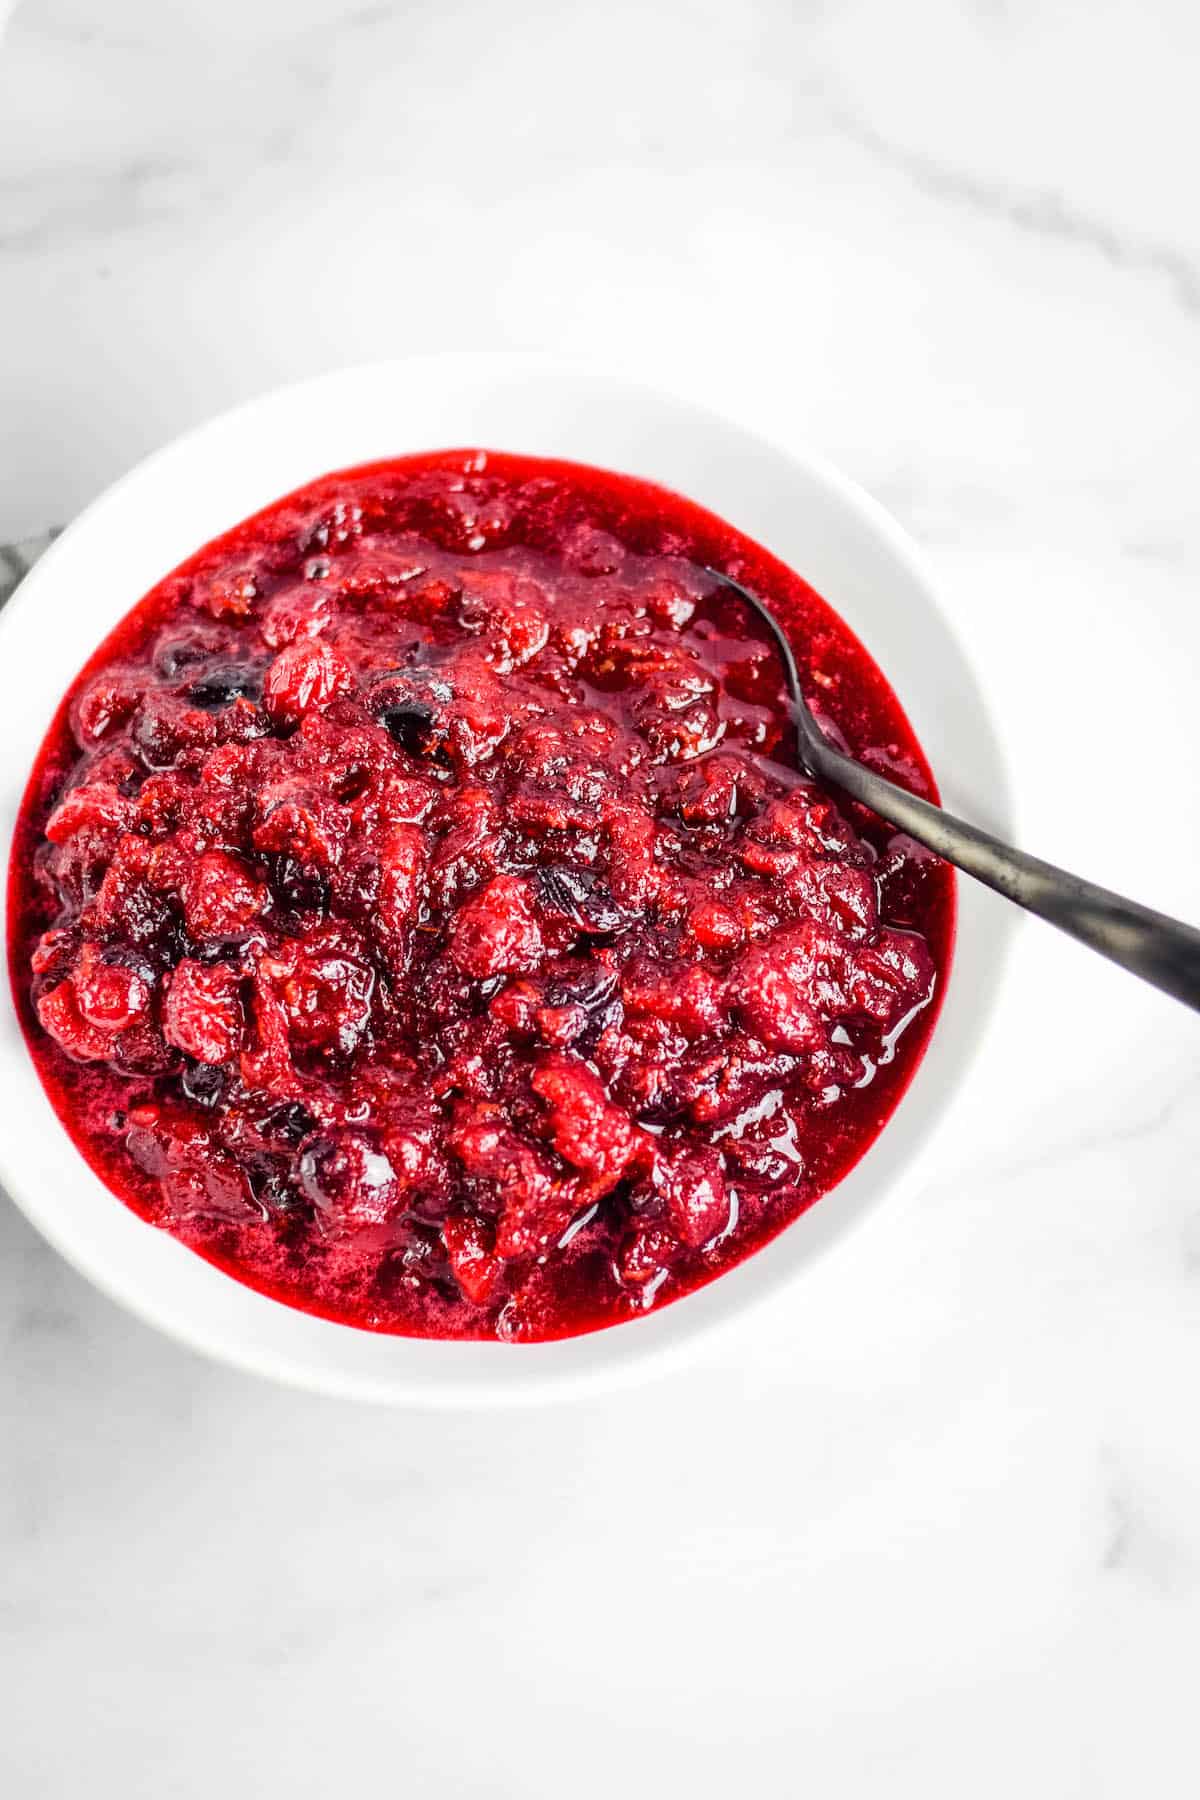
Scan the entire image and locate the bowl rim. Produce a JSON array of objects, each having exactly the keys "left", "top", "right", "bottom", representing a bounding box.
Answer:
[{"left": 0, "top": 351, "right": 1013, "bottom": 1404}]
